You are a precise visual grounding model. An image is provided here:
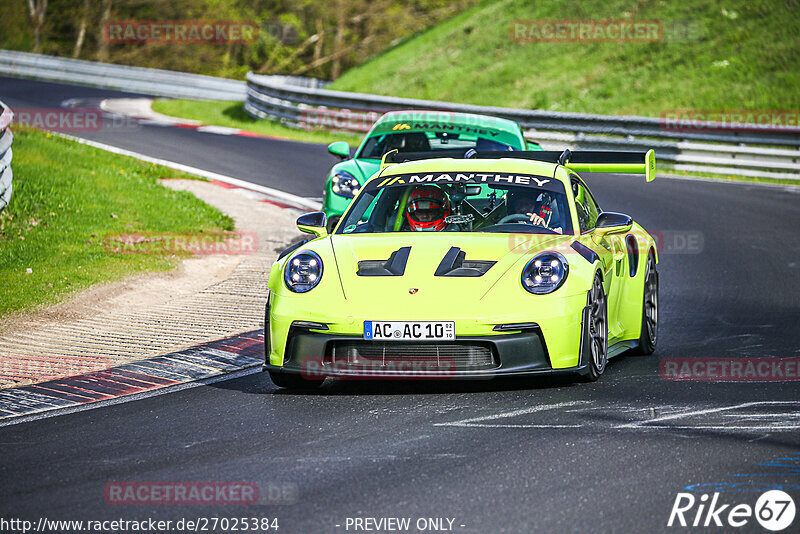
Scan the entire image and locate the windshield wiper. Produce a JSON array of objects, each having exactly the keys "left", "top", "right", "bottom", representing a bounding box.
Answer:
[{"left": 480, "top": 224, "right": 558, "bottom": 235}]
